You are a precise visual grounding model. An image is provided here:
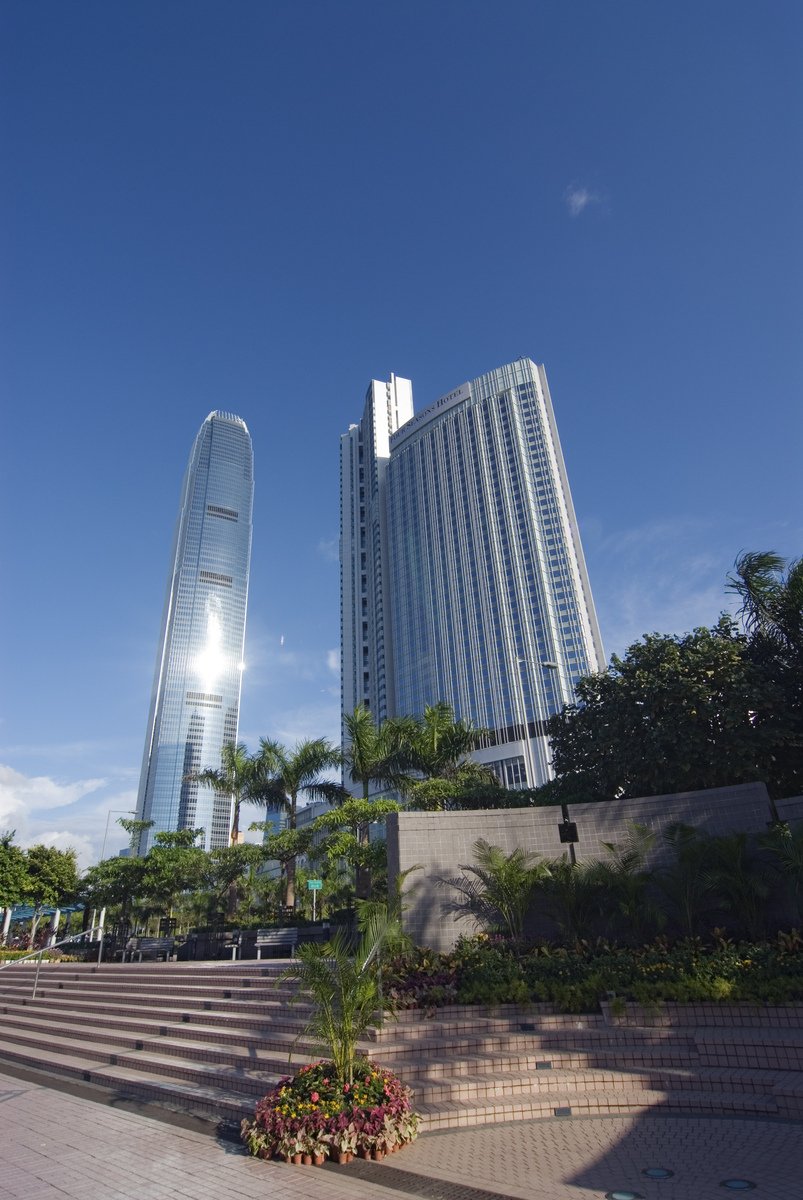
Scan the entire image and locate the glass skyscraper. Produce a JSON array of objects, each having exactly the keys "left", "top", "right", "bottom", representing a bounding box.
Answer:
[
  {"left": 340, "top": 359, "right": 604, "bottom": 789},
  {"left": 135, "top": 411, "right": 254, "bottom": 852}
]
